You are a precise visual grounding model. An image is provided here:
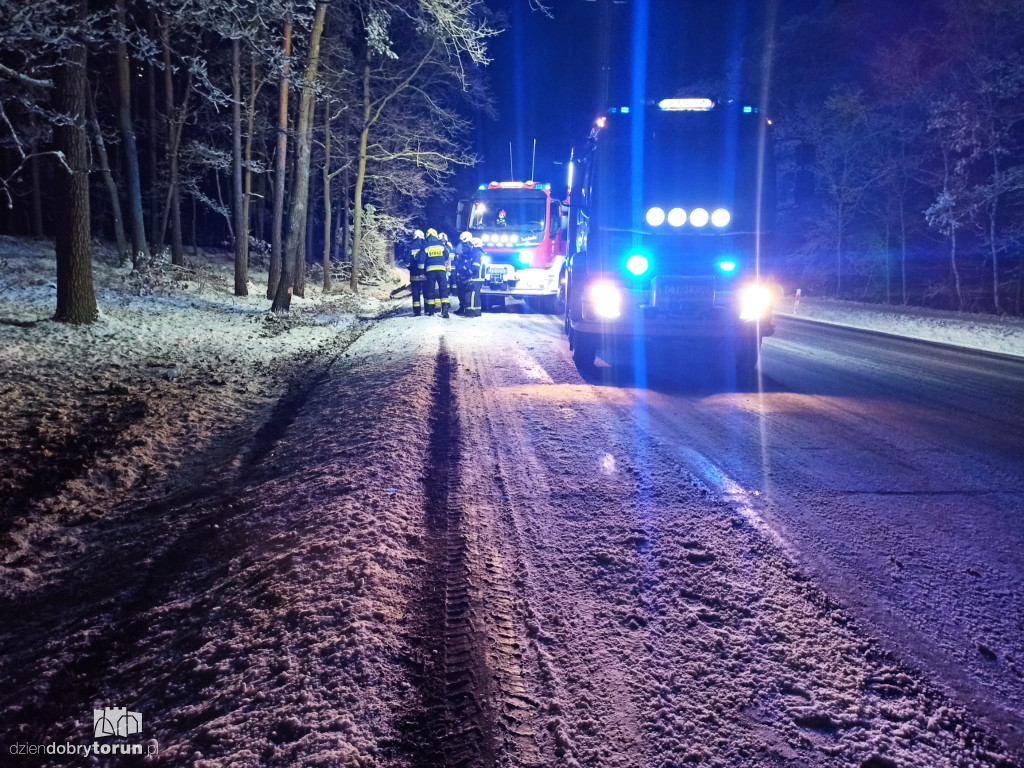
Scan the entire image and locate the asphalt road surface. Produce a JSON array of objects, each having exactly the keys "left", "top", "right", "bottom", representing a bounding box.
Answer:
[
  {"left": 2, "top": 305, "right": 1021, "bottom": 767},
  {"left": 426, "top": 306, "right": 1024, "bottom": 764}
]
